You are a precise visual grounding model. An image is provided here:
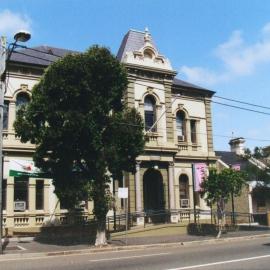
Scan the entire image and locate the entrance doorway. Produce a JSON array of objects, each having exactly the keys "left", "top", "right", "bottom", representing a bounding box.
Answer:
[{"left": 143, "top": 168, "right": 164, "bottom": 211}]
